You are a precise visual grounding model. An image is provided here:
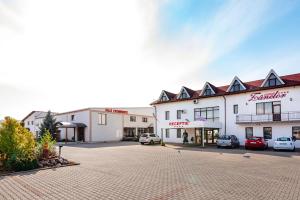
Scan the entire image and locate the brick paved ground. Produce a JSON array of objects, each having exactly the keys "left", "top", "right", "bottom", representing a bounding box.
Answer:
[{"left": 1, "top": 142, "right": 300, "bottom": 200}]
